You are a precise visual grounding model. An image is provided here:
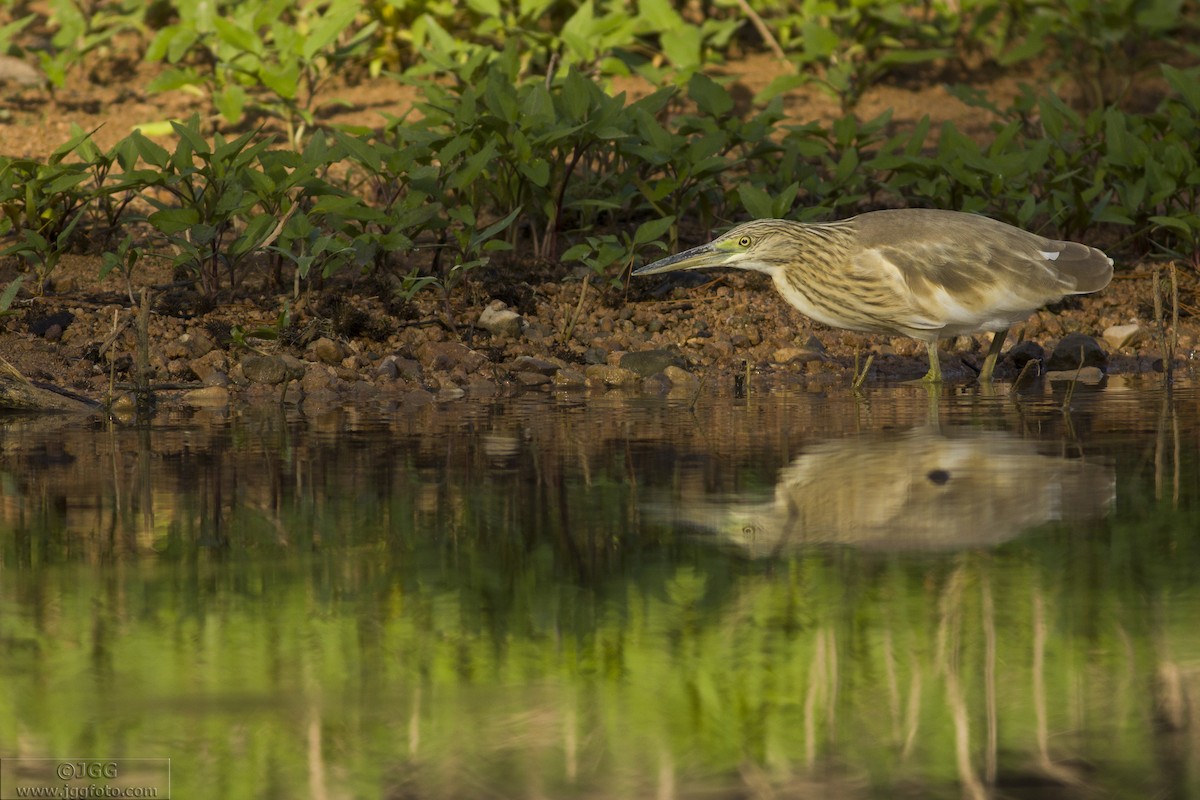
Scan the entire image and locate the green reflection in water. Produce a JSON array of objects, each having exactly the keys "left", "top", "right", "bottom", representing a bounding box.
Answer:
[{"left": 2, "top": 385, "right": 1199, "bottom": 798}]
